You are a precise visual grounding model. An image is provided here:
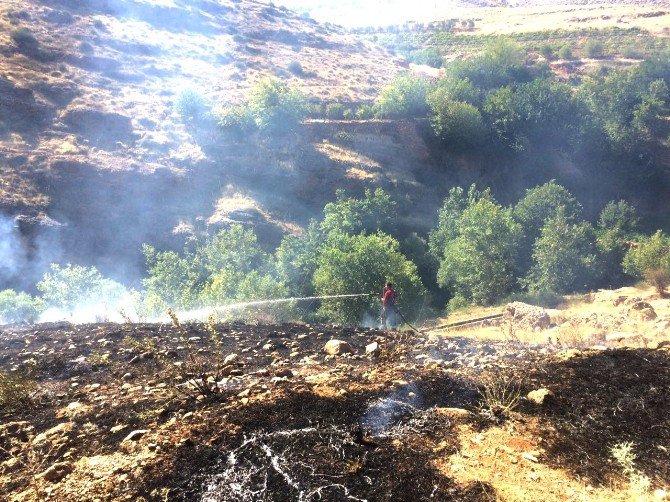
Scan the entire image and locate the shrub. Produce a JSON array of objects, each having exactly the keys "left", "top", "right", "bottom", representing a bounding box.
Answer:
[
  {"left": 217, "top": 105, "right": 256, "bottom": 135},
  {"left": 558, "top": 44, "right": 573, "bottom": 60},
  {"left": 375, "top": 73, "right": 431, "bottom": 118},
  {"left": 287, "top": 60, "right": 304, "bottom": 76},
  {"left": 174, "top": 88, "right": 207, "bottom": 120},
  {"left": 37, "top": 264, "right": 126, "bottom": 313},
  {"left": 247, "top": 78, "right": 308, "bottom": 133},
  {"left": 355, "top": 104, "right": 375, "bottom": 119},
  {"left": 623, "top": 231, "right": 670, "bottom": 295},
  {"left": 10, "top": 28, "right": 38, "bottom": 48},
  {"left": 325, "top": 103, "right": 346, "bottom": 119},
  {"left": 428, "top": 99, "right": 485, "bottom": 151},
  {"left": 0, "top": 290, "right": 44, "bottom": 324},
  {"left": 583, "top": 39, "right": 605, "bottom": 58},
  {"left": 0, "top": 370, "right": 36, "bottom": 413},
  {"left": 408, "top": 48, "right": 443, "bottom": 68},
  {"left": 621, "top": 45, "right": 643, "bottom": 59},
  {"left": 539, "top": 43, "right": 554, "bottom": 60},
  {"left": 342, "top": 108, "right": 354, "bottom": 120}
]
